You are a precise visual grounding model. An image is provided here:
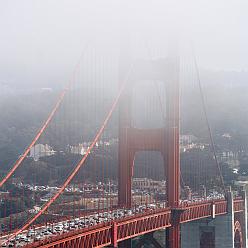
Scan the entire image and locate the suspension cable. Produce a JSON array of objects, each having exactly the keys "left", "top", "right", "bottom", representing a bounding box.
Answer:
[
  {"left": 193, "top": 52, "right": 226, "bottom": 194},
  {"left": 2, "top": 63, "right": 134, "bottom": 246},
  {"left": 0, "top": 45, "right": 89, "bottom": 188}
]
